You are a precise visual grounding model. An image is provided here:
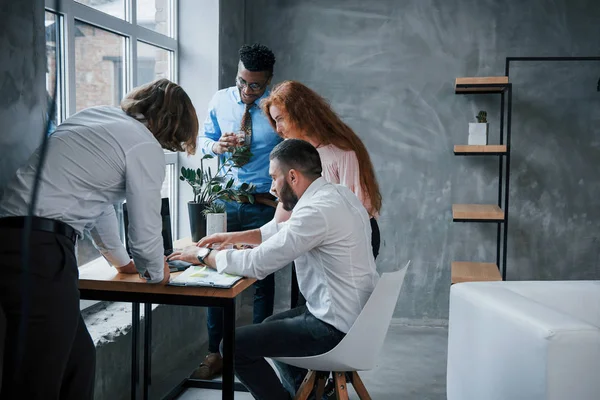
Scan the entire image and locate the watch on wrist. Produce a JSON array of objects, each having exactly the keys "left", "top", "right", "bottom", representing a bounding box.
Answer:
[{"left": 196, "top": 247, "right": 212, "bottom": 265}]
